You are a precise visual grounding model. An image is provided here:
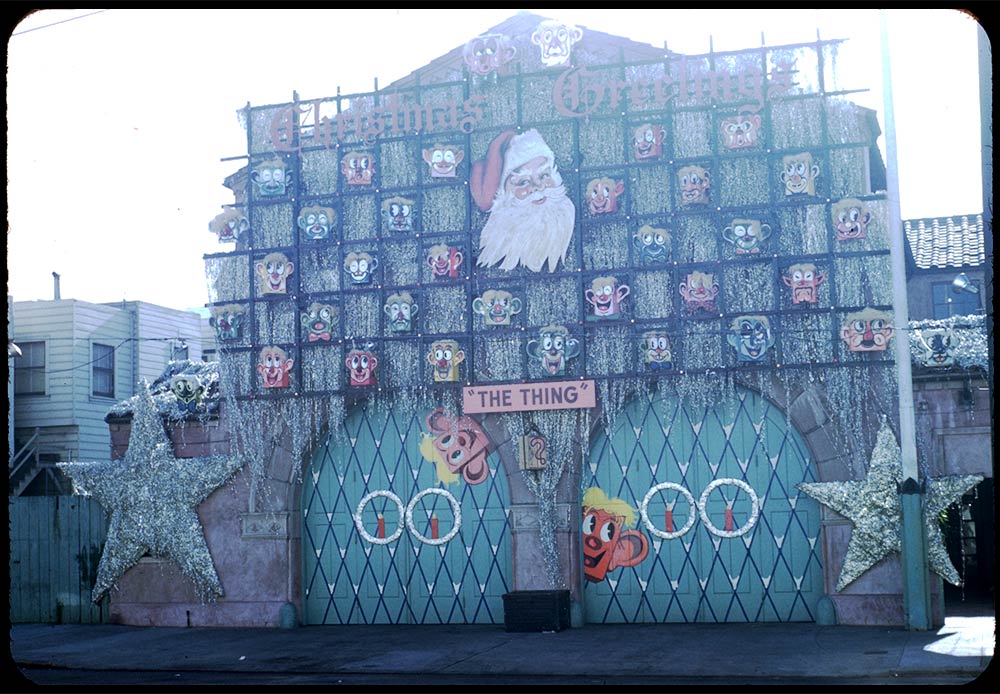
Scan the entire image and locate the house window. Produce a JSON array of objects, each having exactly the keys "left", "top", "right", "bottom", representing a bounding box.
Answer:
[
  {"left": 13, "top": 341, "right": 45, "bottom": 394},
  {"left": 931, "top": 281, "right": 981, "bottom": 319},
  {"left": 171, "top": 340, "right": 189, "bottom": 362},
  {"left": 92, "top": 343, "right": 115, "bottom": 397}
]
